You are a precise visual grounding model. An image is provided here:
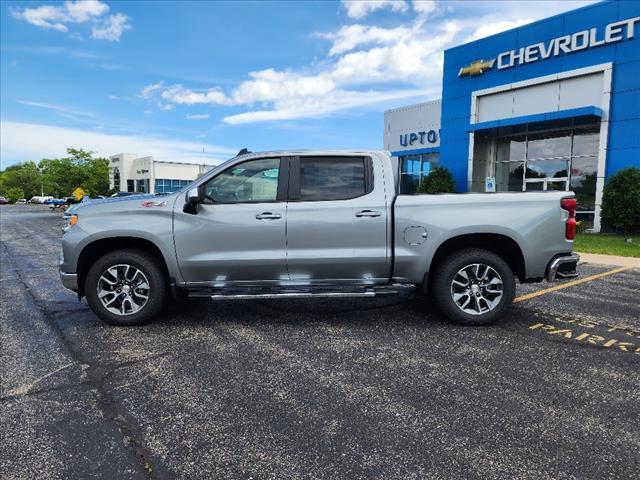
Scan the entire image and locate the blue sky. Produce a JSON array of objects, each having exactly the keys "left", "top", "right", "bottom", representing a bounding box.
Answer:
[{"left": 1, "top": 0, "right": 596, "bottom": 167}]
